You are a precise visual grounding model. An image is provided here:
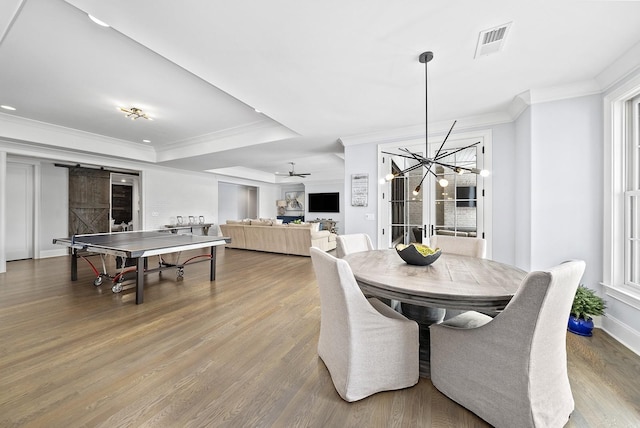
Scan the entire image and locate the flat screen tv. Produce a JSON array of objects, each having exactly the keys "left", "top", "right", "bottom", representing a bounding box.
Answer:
[
  {"left": 308, "top": 192, "right": 339, "bottom": 213},
  {"left": 456, "top": 186, "right": 477, "bottom": 207}
]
